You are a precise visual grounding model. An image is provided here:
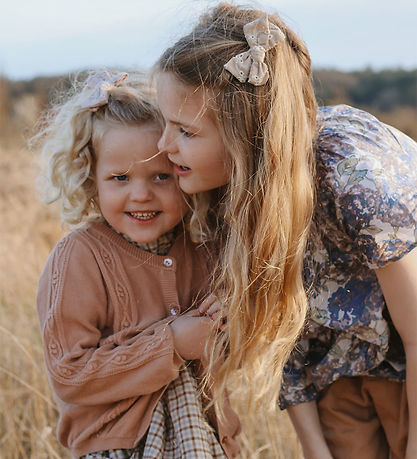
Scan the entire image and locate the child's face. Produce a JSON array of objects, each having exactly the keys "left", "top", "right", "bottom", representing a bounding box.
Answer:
[
  {"left": 95, "top": 123, "right": 188, "bottom": 244},
  {"left": 156, "top": 72, "right": 230, "bottom": 194}
]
